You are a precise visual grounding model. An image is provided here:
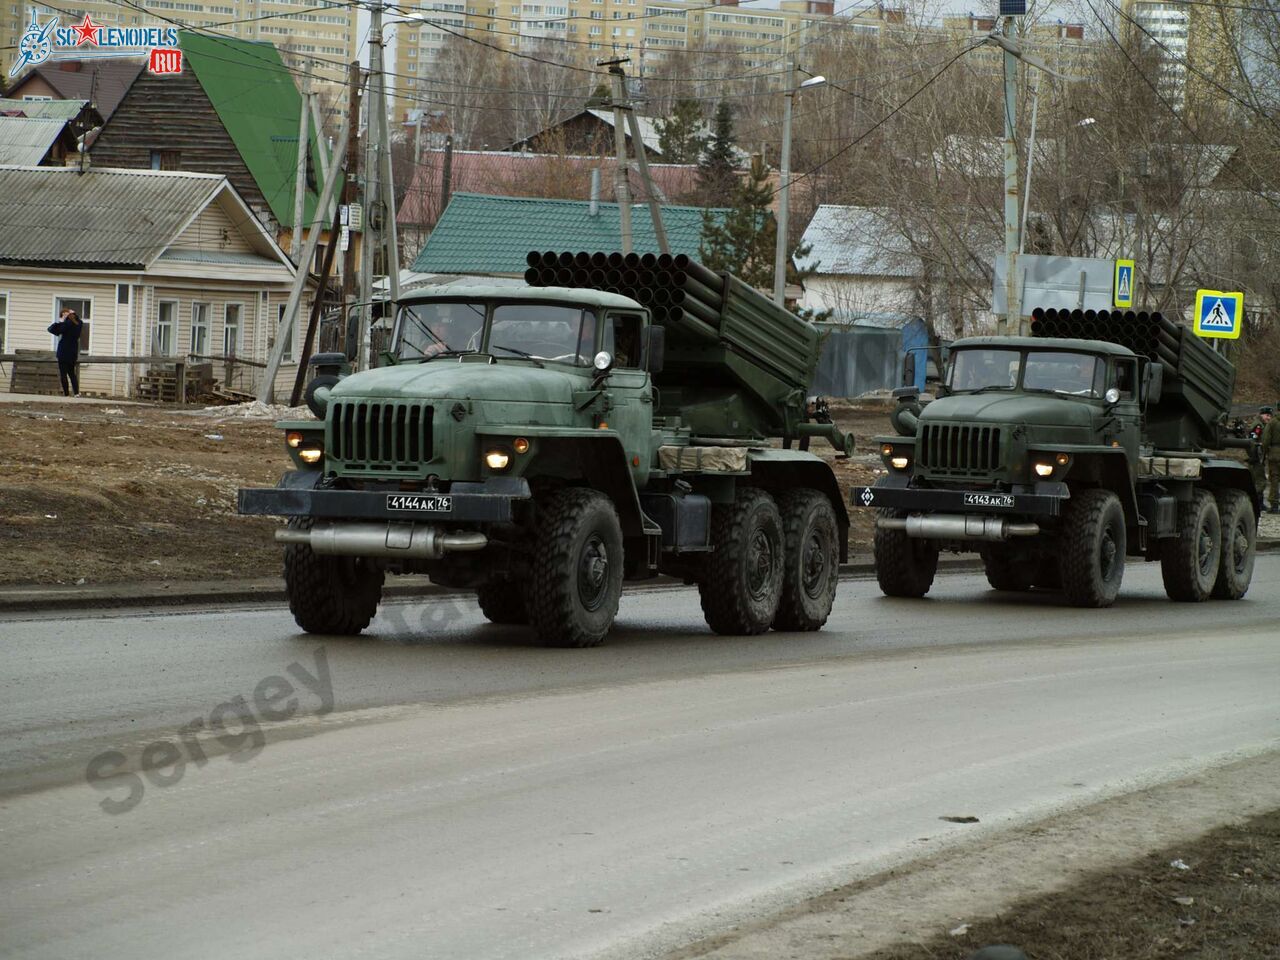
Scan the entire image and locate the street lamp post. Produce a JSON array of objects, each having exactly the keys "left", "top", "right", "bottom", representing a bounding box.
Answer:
[{"left": 773, "top": 72, "right": 826, "bottom": 306}]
